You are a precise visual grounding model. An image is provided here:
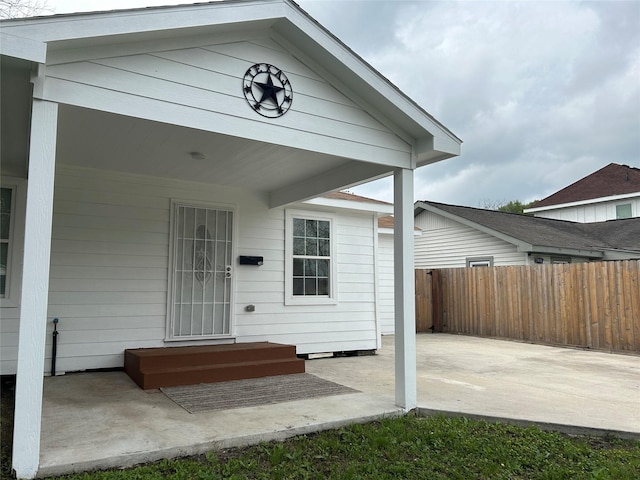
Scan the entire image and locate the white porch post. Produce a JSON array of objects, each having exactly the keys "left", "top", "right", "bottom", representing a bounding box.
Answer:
[
  {"left": 12, "top": 99, "right": 58, "bottom": 479},
  {"left": 393, "top": 167, "right": 417, "bottom": 410}
]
